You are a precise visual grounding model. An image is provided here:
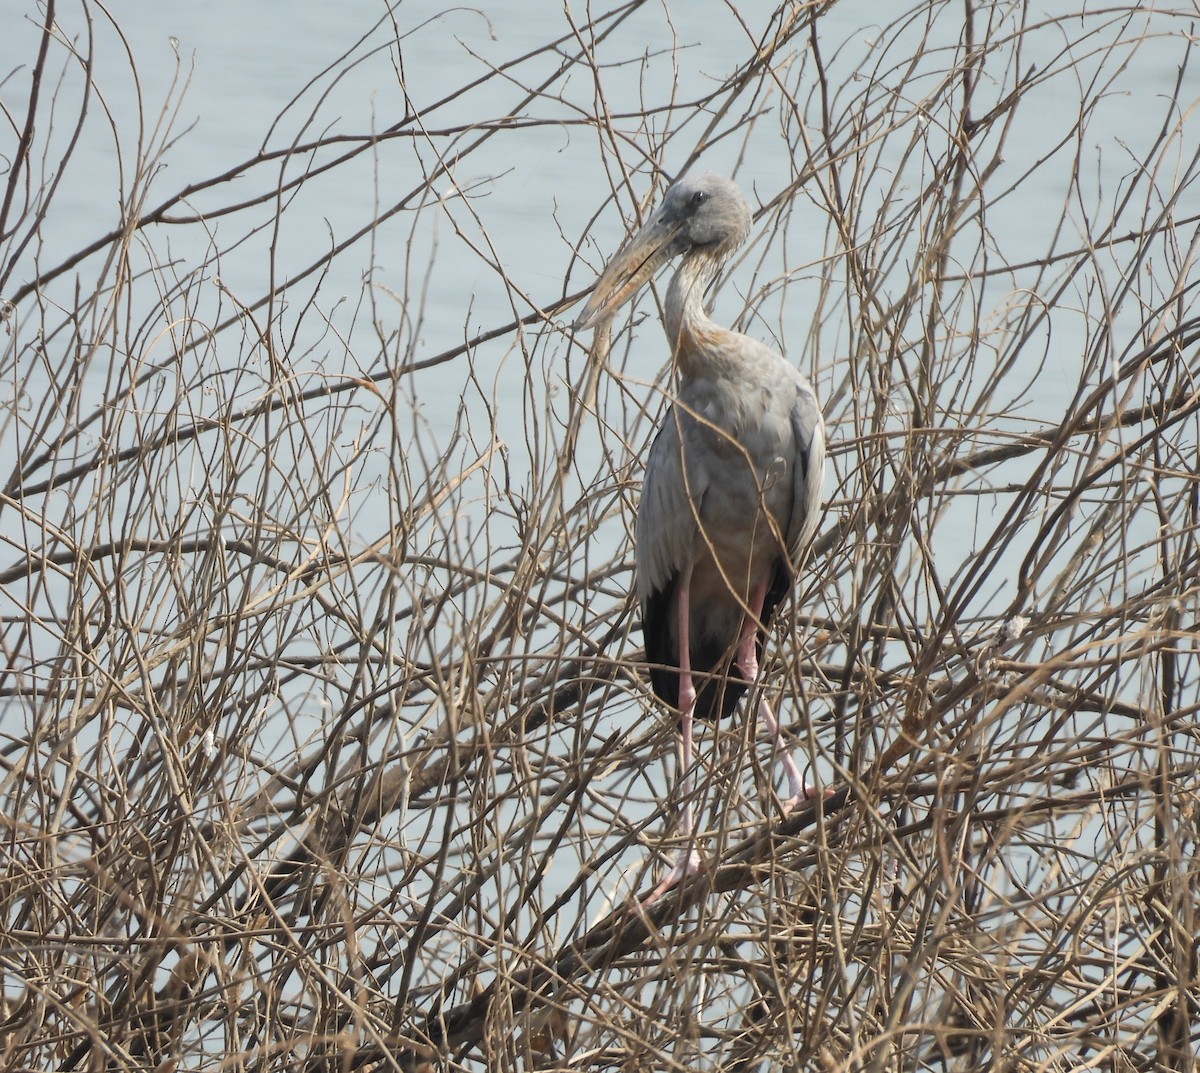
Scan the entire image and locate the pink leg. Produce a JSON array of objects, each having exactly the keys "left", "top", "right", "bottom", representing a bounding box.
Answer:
[
  {"left": 757, "top": 697, "right": 815, "bottom": 813},
  {"left": 737, "top": 580, "right": 820, "bottom": 815},
  {"left": 638, "top": 576, "right": 704, "bottom": 907}
]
